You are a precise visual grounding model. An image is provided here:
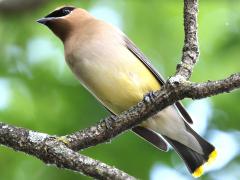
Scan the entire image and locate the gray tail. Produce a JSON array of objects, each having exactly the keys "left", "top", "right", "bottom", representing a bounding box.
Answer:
[{"left": 163, "top": 122, "right": 216, "bottom": 177}]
